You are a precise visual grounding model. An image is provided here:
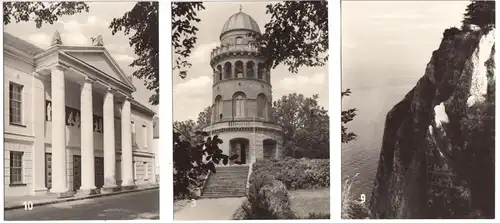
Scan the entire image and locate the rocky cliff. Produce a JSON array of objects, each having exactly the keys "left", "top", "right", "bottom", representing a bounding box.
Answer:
[{"left": 369, "top": 27, "right": 495, "bottom": 219}]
